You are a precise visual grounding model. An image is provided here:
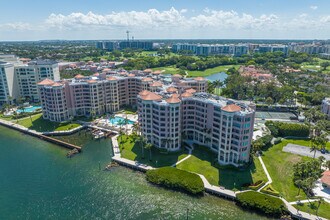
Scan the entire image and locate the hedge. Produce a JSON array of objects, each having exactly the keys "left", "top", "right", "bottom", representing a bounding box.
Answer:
[
  {"left": 146, "top": 167, "right": 204, "bottom": 195},
  {"left": 236, "top": 191, "right": 287, "bottom": 217},
  {"left": 248, "top": 180, "right": 266, "bottom": 190},
  {"left": 265, "top": 121, "right": 309, "bottom": 137},
  {"left": 261, "top": 184, "right": 280, "bottom": 196}
]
